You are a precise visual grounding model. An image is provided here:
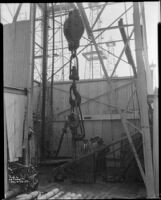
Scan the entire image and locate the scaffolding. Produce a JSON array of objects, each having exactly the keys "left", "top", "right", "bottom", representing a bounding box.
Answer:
[{"left": 2, "top": 2, "right": 159, "bottom": 198}]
